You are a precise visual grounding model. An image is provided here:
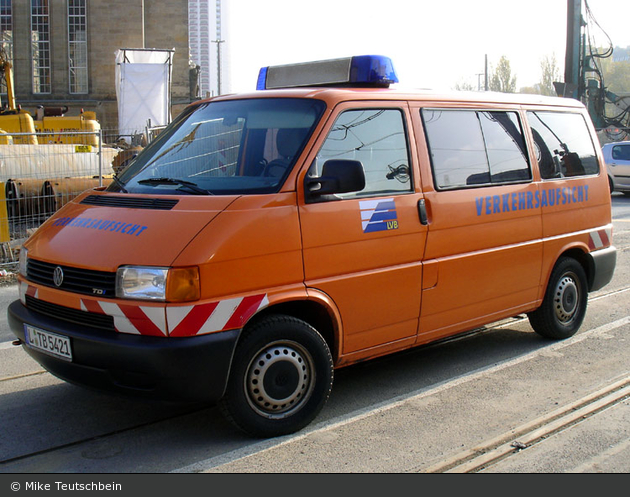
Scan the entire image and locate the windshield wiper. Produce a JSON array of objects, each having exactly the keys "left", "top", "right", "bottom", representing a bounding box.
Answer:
[
  {"left": 111, "top": 174, "right": 128, "bottom": 193},
  {"left": 137, "top": 177, "right": 213, "bottom": 195}
]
